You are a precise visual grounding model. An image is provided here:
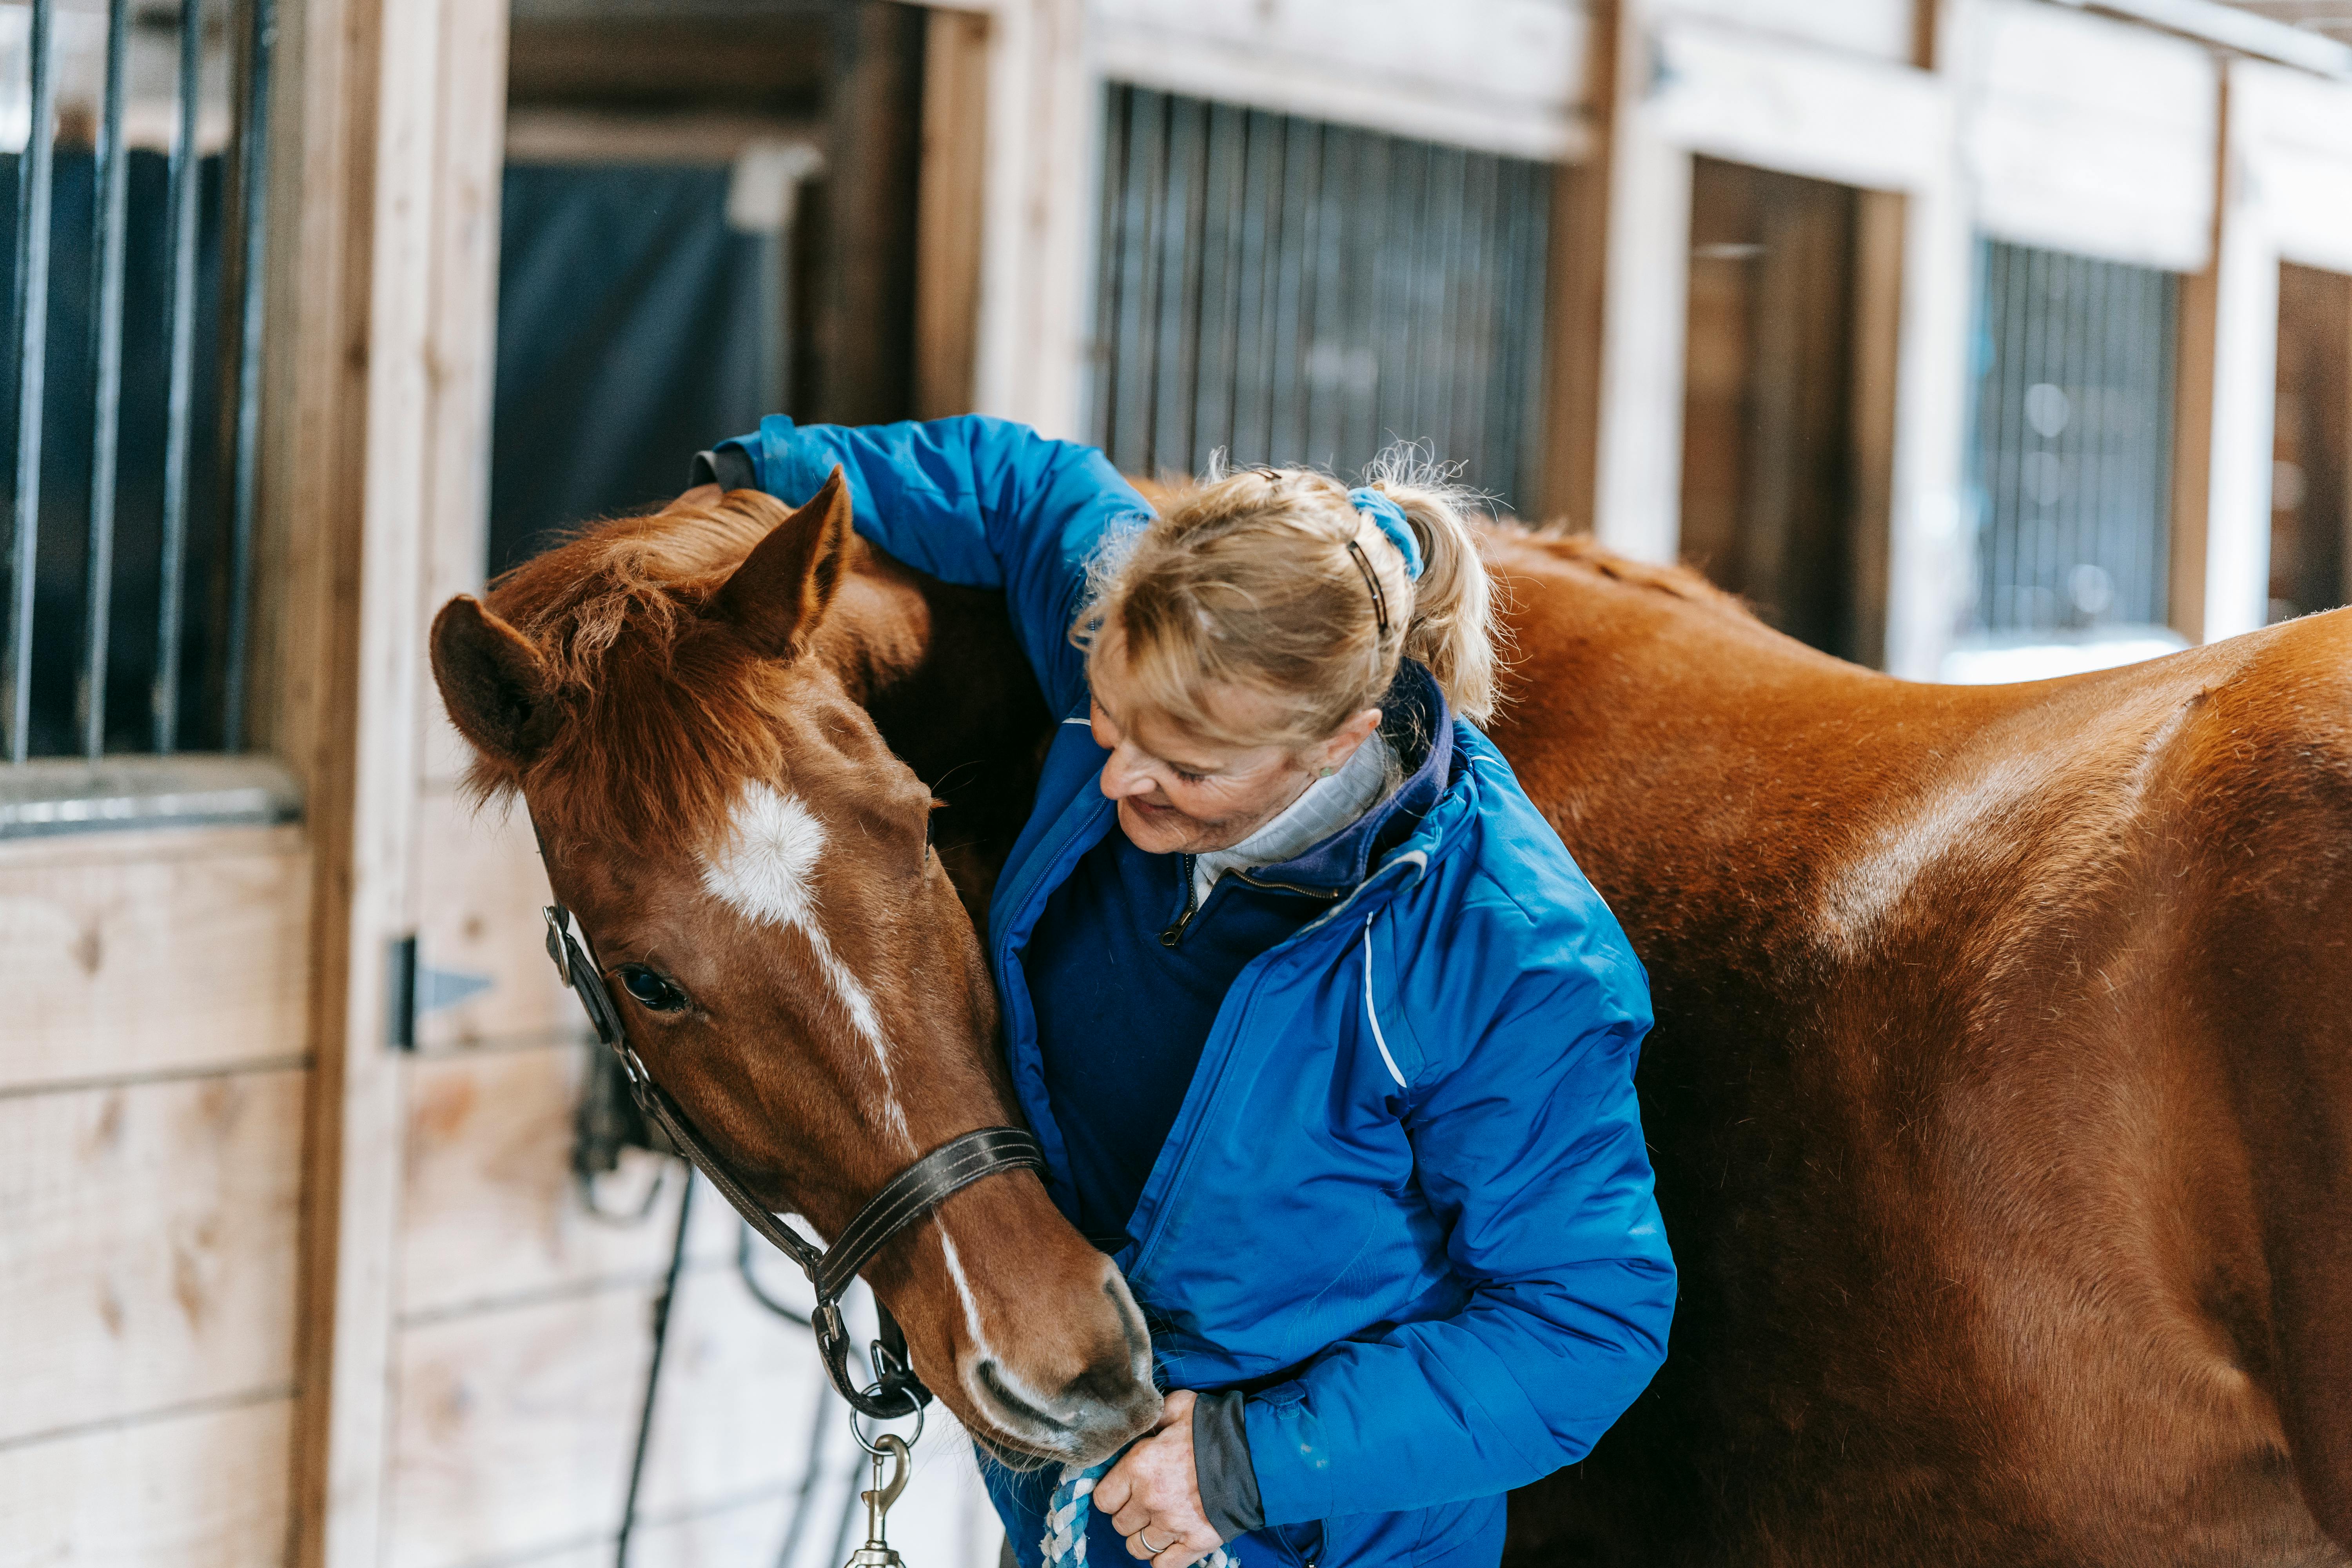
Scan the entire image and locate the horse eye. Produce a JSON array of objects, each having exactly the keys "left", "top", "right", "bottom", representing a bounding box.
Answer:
[{"left": 616, "top": 964, "right": 686, "bottom": 1013}]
